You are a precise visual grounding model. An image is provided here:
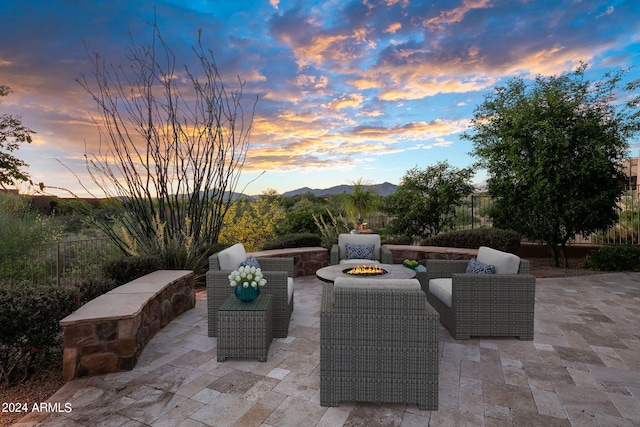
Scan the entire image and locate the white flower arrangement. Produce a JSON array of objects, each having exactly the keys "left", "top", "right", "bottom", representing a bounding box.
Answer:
[{"left": 228, "top": 265, "right": 267, "bottom": 288}]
